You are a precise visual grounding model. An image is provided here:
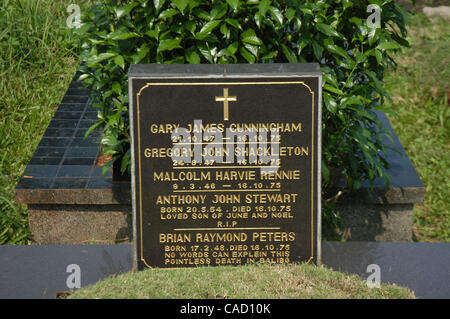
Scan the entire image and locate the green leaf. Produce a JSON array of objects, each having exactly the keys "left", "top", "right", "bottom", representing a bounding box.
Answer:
[
  {"left": 217, "top": 47, "right": 231, "bottom": 58},
  {"left": 197, "top": 43, "right": 214, "bottom": 63},
  {"left": 239, "top": 47, "right": 255, "bottom": 63},
  {"left": 258, "top": 0, "right": 270, "bottom": 16},
  {"left": 254, "top": 12, "right": 262, "bottom": 29},
  {"left": 368, "top": 27, "right": 378, "bottom": 46},
  {"left": 324, "top": 84, "right": 344, "bottom": 96},
  {"left": 225, "top": 0, "right": 239, "bottom": 11},
  {"left": 84, "top": 121, "right": 102, "bottom": 139},
  {"left": 172, "top": 0, "right": 188, "bottom": 12},
  {"left": 355, "top": 51, "right": 366, "bottom": 64},
  {"left": 108, "top": 31, "right": 137, "bottom": 41},
  {"left": 121, "top": 149, "right": 131, "bottom": 174},
  {"left": 324, "top": 40, "right": 350, "bottom": 59},
  {"left": 114, "top": 55, "right": 125, "bottom": 69},
  {"left": 261, "top": 51, "right": 277, "bottom": 60},
  {"left": 134, "top": 44, "right": 150, "bottom": 64},
  {"left": 87, "top": 52, "right": 116, "bottom": 66},
  {"left": 323, "top": 92, "right": 338, "bottom": 113},
  {"left": 157, "top": 38, "right": 182, "bottom": 53},
  {"left": 322, "top": 160, "right": 330, "bottom": 183},
  {"left": 281, "top": 44, "right": 298, "bottom": 63},
  {"left": 377, "top": 41, "right": 401, "bottom": 50},
  {"left": 336, "top": 57, "right": 355, "bottom": 69},
  {"left": 220, "top": 23, "right": 230, "bottom": 38},
  {"left": 349, "top": 17, "right": 362, "bottom": 27},
  {"left": 196, "top": 20, "right": 222, "bottom": 40},
  {"left": 243, "top": 42, "right": 259, "bottom": 57},
  {"left": 77, "top": 73, "right": 90, "bottom": 81},
  {"left": 322, "top": 71, "right": 338, "bottom": 87},
  {"left": 269, "top": 7, "right": 283, "bottom": 25},
  {"left": 115, "top": 2, "right": 138, "bottom": 18},
  {"left": 342, "top": 0, "right": 353, "bottom": 9},
  {"left": 374, "top": 49, "right": 382, "bottom": 64},
  {"left": 227, "top": 41, "right": 238, "bottom": 55},
  {"left": 153, "top": 0, "right": 166, "bottom": 11},
  {"left": 185, "top": 47, "right": 201, "bottom": 64},
  {"left": 158, "top": 8, "right": 179, "bottom": 20},
  {"left": 225, "top": 18, "right": 242, "bottom": 30},
  {"left": 209, "top": 3, "right": 228, "bottom": 20},
  {"left": 340, "top": 96, "right": 363, "bottom": 107},
  {"left": 193, "top": 8, "right": 211, "bottom": 20},
  {"left": 184, "top": 21, "right": 197, "bottom": 35},
  {"left": 241, "top": 29, "right": 262, "bottom": 46},
  {"left": 391, "top": 33, "right": 410, "bottom": 47},
  {"left": 312, "top": 40, "right": 323, "bottom": 60},
  {"left": 164, "top": 56, "right": 185, "bottom": 64},
  {"left": 299, "top": 6, "right": 313, "bottom": 16},
  {"left": 187, "top": 0, "right": 201, "bottom": 11},
  {"left": 112, "top": 82, "right": 121, "bottom": 95},
  {"left": 316, "top": 23, "right": 341, "bottom": 38},
  {"left": 286, "top": 8, "right": 296, "bottom": 22},
  {"left": 102, "top": 156, "right": 117, "bottom": 177},
  {"left": 201, "top": 33, "right": 220, "bottom": 44},
  {"left": 146, "top": 29, "right": 159, "bottom": 39},
  {"left": 101, "top": 134, "right": 118, "bottom": 149}
]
